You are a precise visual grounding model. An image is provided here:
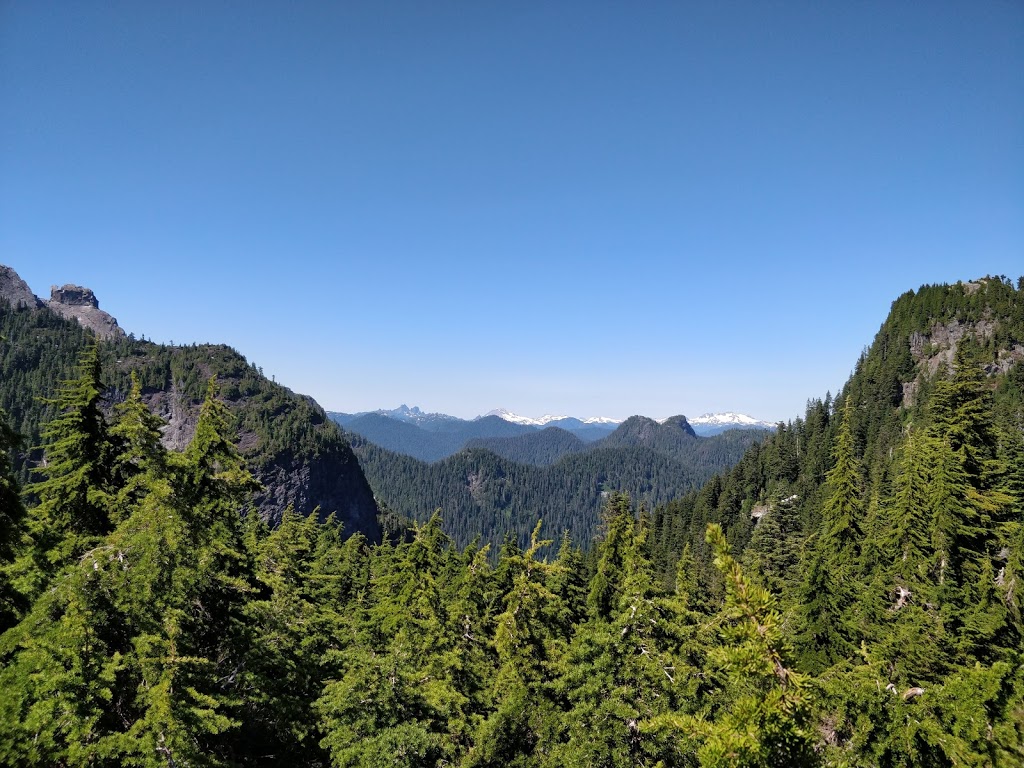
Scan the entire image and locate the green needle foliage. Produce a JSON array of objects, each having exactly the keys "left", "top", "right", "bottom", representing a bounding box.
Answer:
[{"left": 0, "top": 275, "right": 1022, "bottom": 765}]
